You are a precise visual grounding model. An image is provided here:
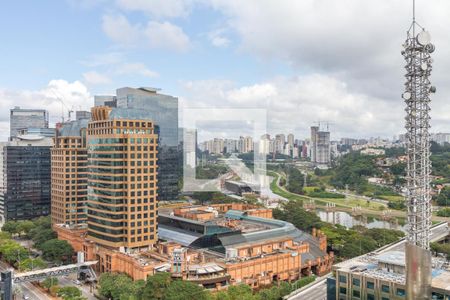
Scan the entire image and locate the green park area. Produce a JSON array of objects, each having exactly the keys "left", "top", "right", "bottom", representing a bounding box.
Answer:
[{"left": 97, "top": 272, "right": 315, "bottom": 300}]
